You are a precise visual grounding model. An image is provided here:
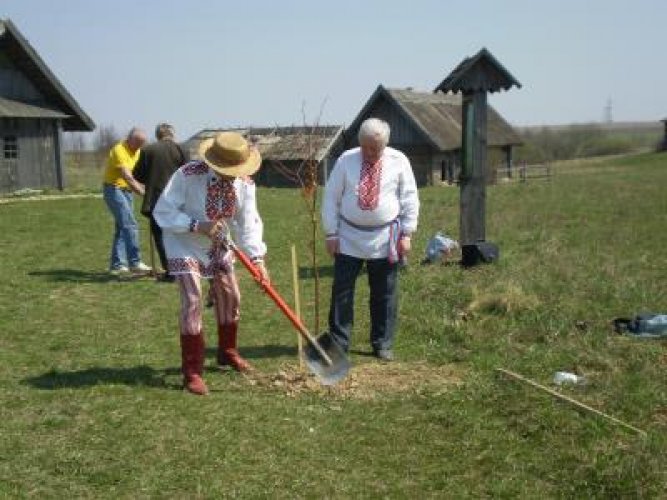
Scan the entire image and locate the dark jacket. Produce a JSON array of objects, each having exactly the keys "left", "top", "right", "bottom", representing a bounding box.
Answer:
[{"left": 134, "top": 139, "right": 186, "bottom": 216}]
